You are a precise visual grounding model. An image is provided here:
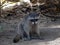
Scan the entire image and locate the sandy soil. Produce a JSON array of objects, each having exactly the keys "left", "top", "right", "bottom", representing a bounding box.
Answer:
[{"left": 0, "top": 19, "right": 60, "bottom": 45}]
